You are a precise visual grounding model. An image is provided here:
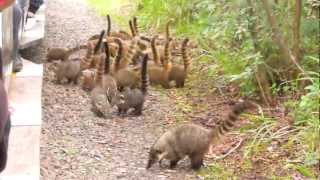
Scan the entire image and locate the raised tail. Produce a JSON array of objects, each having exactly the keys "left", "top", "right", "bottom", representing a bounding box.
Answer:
[
  {"left": 151, "top": 35, "right": 160, "bottom": 65},
  {"left": 181, "top": 38, "right": 191, "bottom": 72},
  {"left": 209, "top": 101, "right": 256, "bottom": 139},
  {"left": 133, "top": 16, "right": 139, "bottom": 35},
  {"left": 129, "top": 20, "right": 136, "bottom": 37},
  {"left": 113, "top": 38, "right": 123, "bottom": 72},
  {"left": 106, "top": 15, "right": 111, "bottom": 36},
  {"left": 104, "top": 41, "right": 111, "bottom": 75},
  {"left": 94, "top": 30, "right": 106, "bottom": 54},
  {"left": 141, "top": 54, "right": 149, "bottom": 95},
  {"left": 165, "top": 19, "right": 173, "bottom": 40},
  {"left": 163, "top": 38, "right": 173, "bottom": 72},
  {"left": 122, "top": 37, "right": 138, "bottom": 68},
  {"left": 95, "top": 54, "right": 105, "bottom": 86}
]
